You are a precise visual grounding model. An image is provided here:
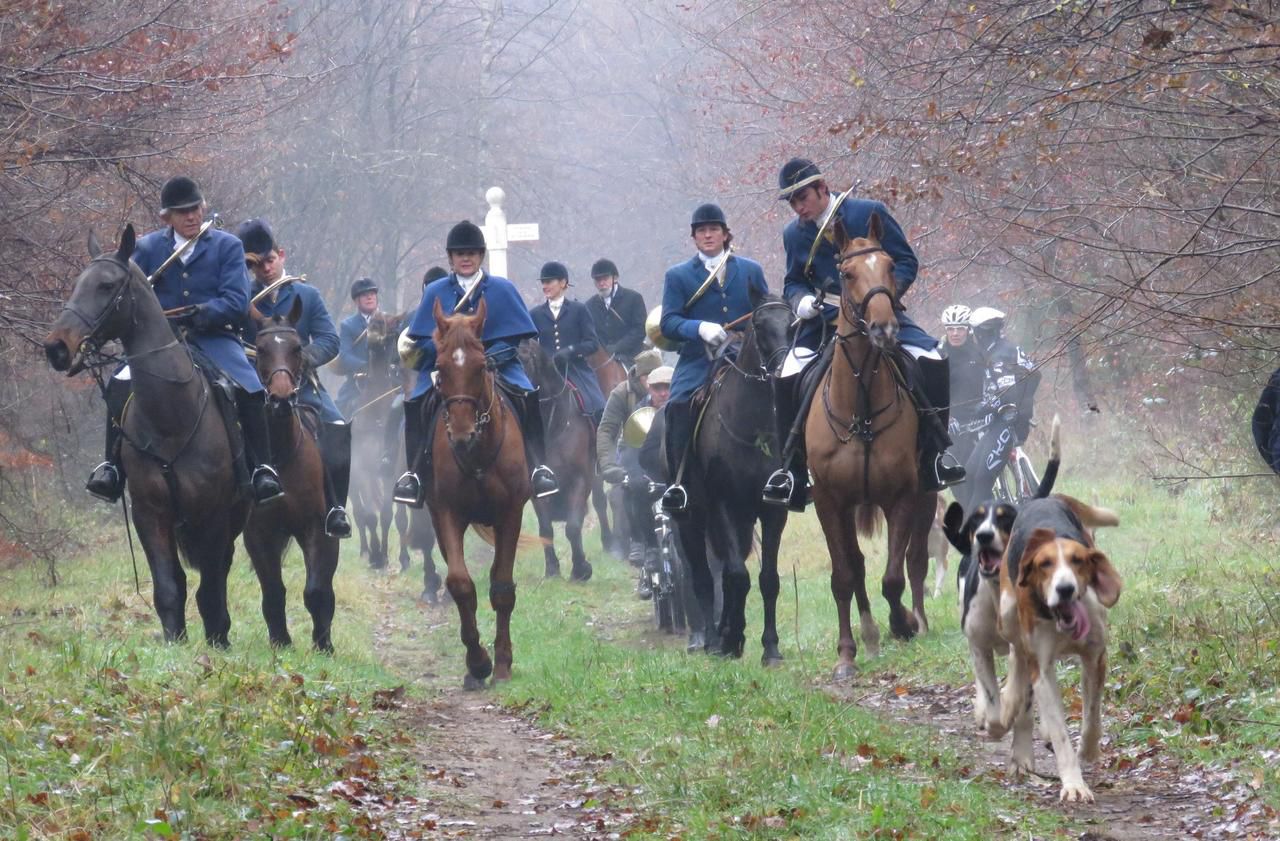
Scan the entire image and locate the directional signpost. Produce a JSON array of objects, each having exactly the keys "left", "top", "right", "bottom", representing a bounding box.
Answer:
[{"left": 482, "top": 186, "right": 539, "bottom": 278}]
